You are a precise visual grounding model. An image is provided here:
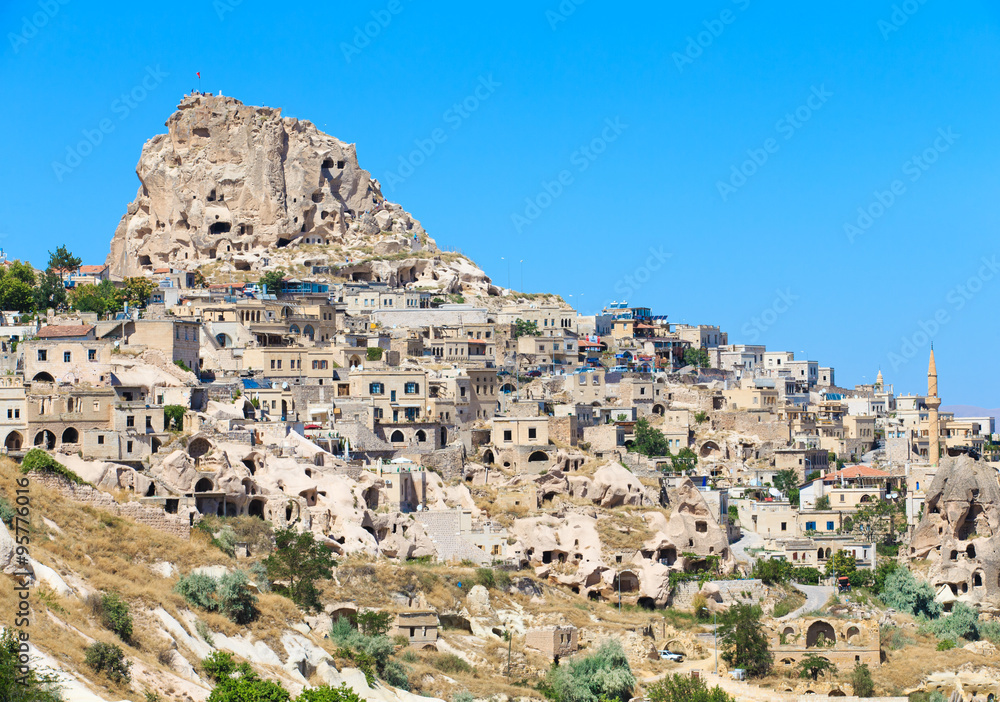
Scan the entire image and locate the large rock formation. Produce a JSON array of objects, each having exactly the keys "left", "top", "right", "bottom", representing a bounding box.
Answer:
[
  {"left": 106, "top": 93, "right": 494, "bottom": 293},
  {"left": 909, "top": 454, "right": 1000, "bottom": 611}
]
